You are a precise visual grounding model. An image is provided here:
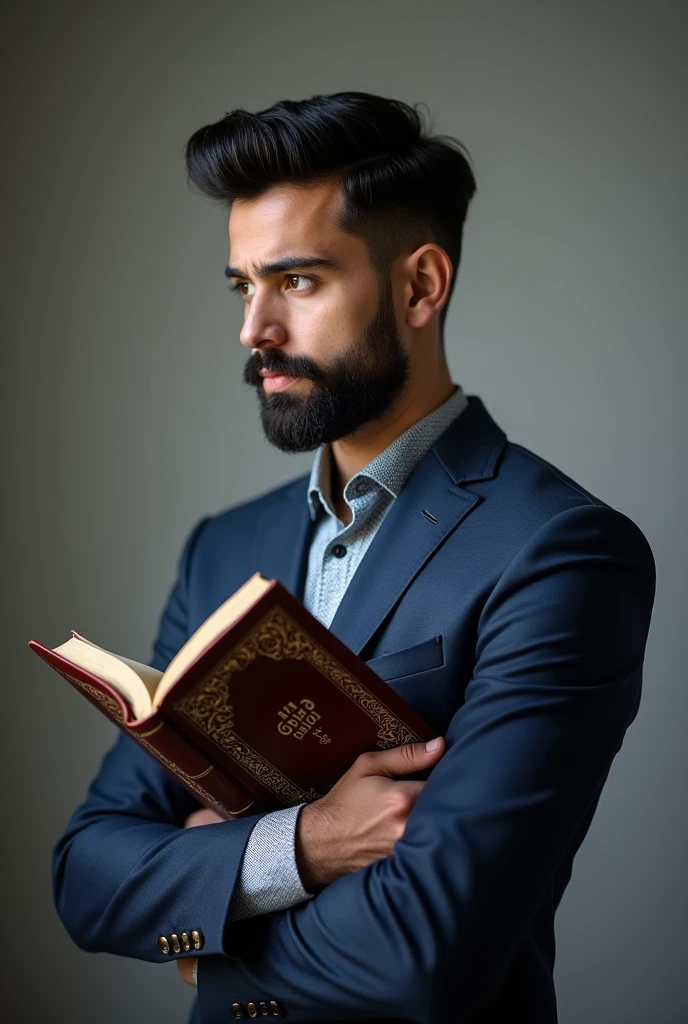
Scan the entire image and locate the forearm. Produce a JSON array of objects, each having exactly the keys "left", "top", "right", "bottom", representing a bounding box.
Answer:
[
  {"left": 53, "top": 733, "right": 265, "bottom": 961},
  {"left": 196, "top": 506, "right": 655, "bottom": 1022},
  {"left": 198, "top": 670, "right": 633, "bottom": 1024}
]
